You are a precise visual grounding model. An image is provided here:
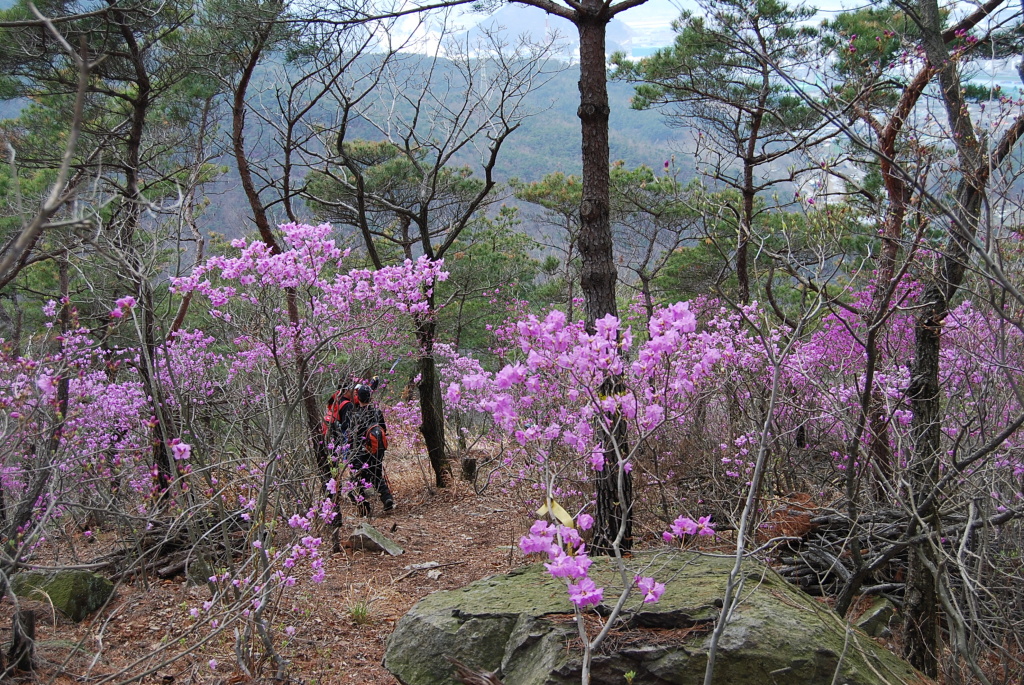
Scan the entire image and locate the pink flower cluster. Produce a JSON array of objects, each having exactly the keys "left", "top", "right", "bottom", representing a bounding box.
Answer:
[
  {"left": 109, "top": 296, "right": 137, "bottom": 320},
  {"left": 519, "top": 517, "right": 603, "bottom": 607},
  {"left": 450, "top": 302, "right": 735, "bottom": 505},
  {"left": 0, "top": 221, "right": 456, "bottom": 645},
  {"left": 519, "top": 512, "right": 703, "bottom": 609},
  {"left": 663, "top": 515, "right": 715, "bottom": 542}
]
